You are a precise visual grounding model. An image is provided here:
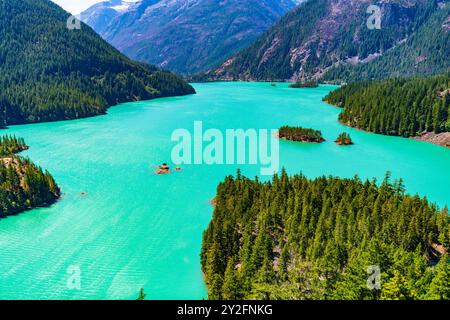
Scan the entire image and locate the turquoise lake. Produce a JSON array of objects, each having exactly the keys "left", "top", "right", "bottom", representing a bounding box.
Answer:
[{"left": 1, "top": 82, "right": 450, "bottom": 299}]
